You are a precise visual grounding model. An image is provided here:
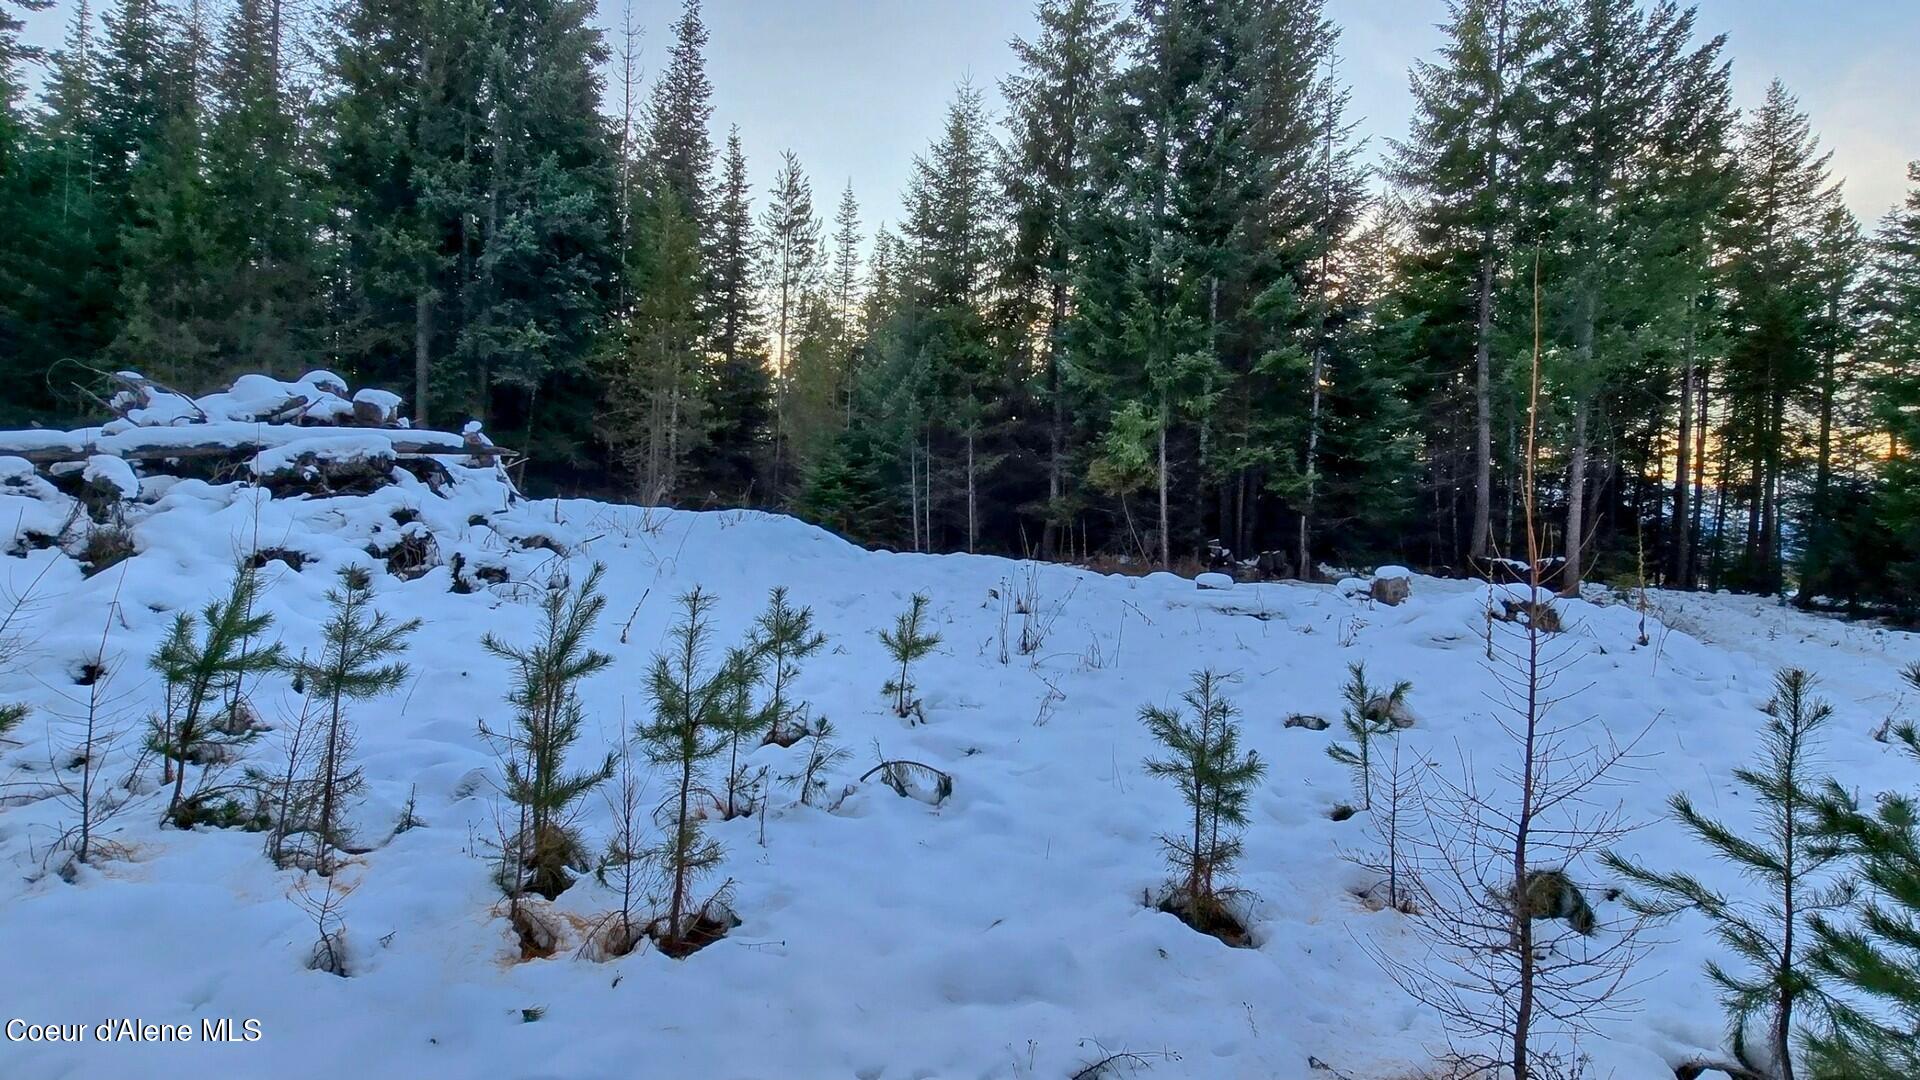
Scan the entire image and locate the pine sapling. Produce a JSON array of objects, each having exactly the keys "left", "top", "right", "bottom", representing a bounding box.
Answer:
[
  {"left": 1142, "top": 669, "right": 1265, "bottom": 938},
  {"left": 481, "top": 565, "right": 616, "bottom": 900},
  {"left": 287, "top": 566, "right": 419, "bottom": 873},
  {"left": 786, "top": 718, "right": 851, "bottom": 807},
  {"left": 1327, "top": 662, "right": 1410, "bottom": 813},
  {"left": 639, "top": 586, "right": 743, "bottom": 955},
  {"left": 715, "top": 640, "right": 769, "bottom": 818},
  {"left": 148, "top": 564, "right": 285, "bottom": 828},
  {"left": 880, "top": 593, "right": 940, "bottom": 720},
  {"left": 1805, "top": 662, "right": 1920, "bottom": 1080},
  {"left": 1606, "top": 668, "right": 1853, "bottom": 1080},
  {"left": 752, "top": 586, "right": 827, "bottom": 746}
]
